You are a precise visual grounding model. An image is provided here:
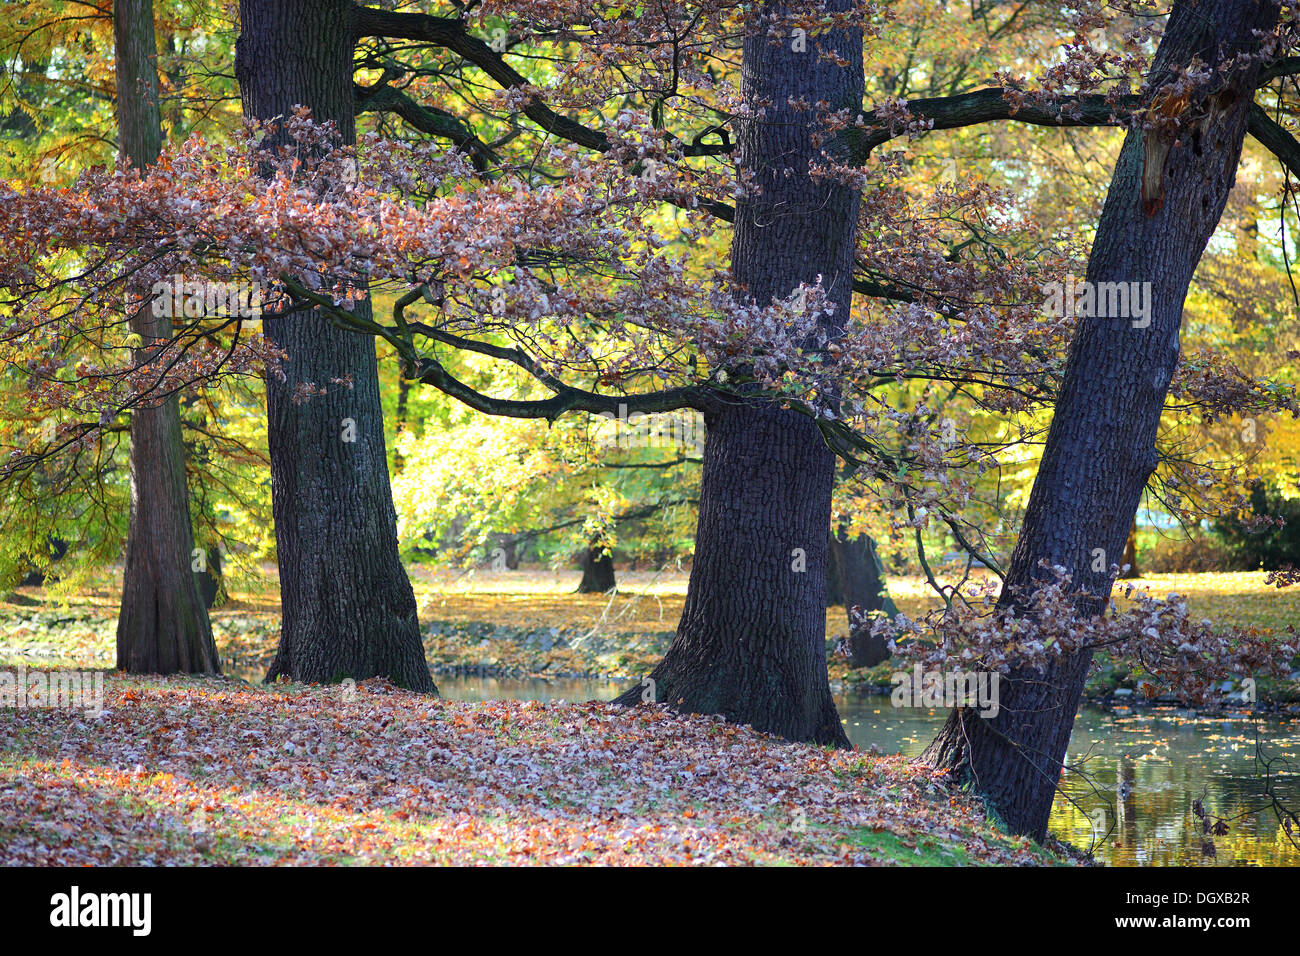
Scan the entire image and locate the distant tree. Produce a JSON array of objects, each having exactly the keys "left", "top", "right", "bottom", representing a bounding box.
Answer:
[
  {"left": 829, "top": 528, "right": 897, "bottom": 667},
  {"left": 1214, "top": 480, "right": 1300, "bottom": 570},
  {"left": 114, "top": 0, "right": 220, "bottom": 674}
]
